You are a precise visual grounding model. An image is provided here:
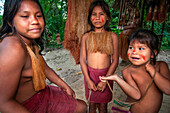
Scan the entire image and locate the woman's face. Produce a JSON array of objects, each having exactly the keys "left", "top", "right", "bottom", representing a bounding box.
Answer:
[
  {"left": 13, "top": 0, "right": 44, "bottom": 40},
  {"left": 91, "top": 6, "right": 107, "bottom": 30},
  {"left": 127, "top": 40, "right": 152, "bottom": 66}
]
